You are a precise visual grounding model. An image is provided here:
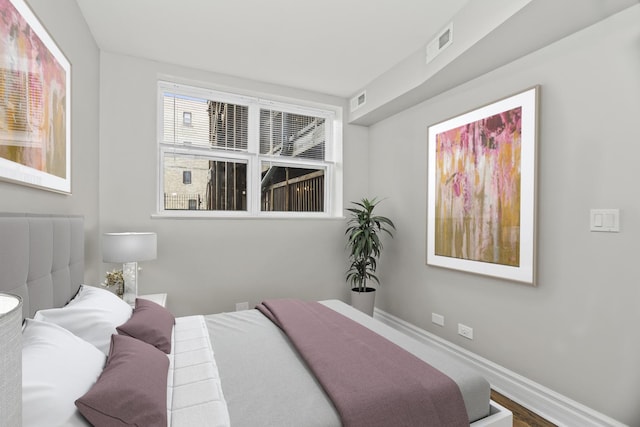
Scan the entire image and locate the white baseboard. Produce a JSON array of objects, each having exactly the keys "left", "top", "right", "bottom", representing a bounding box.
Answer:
[{"left": 373, "top": 308, "right": 626, "bottom": 427}]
